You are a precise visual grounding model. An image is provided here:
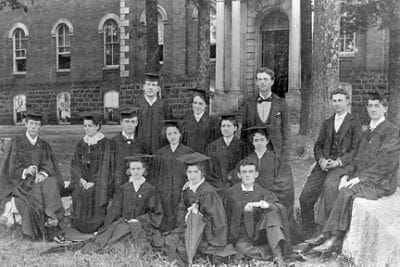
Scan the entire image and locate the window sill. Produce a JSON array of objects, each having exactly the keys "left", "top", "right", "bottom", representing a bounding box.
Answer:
[
  {"left": 56, "top": 69, "right": 71, "bottom": 73},
  {"left": 12, "top": 72, "right": 26, "bottom": 76},
  {"left": 103, "top": 66, "right": 119, "bottom": 71},
  {"left": 339, "top": 52, "right": 355, "bottom": 58}
]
